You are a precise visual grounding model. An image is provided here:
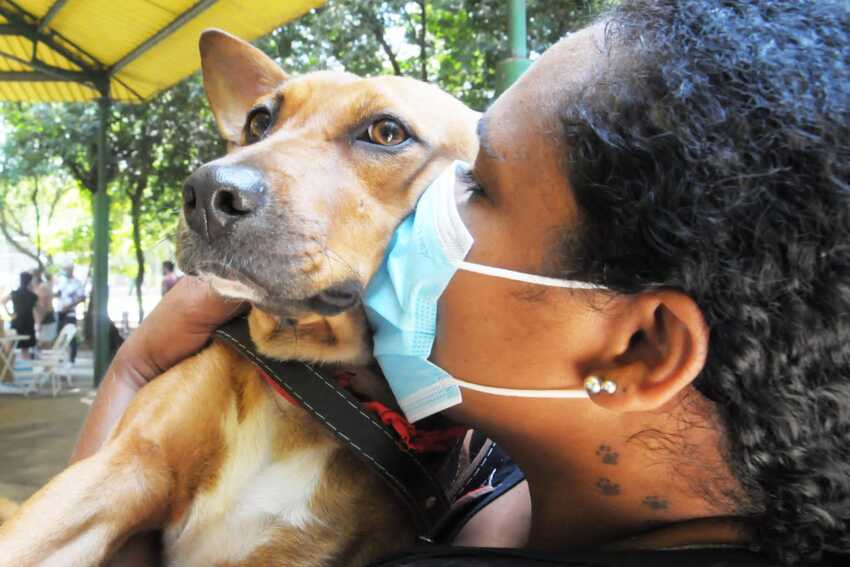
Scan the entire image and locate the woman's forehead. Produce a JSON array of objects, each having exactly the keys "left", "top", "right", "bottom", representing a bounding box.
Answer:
[{"left": 482, "top": 22, "right": 609, "bottom": 155}]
